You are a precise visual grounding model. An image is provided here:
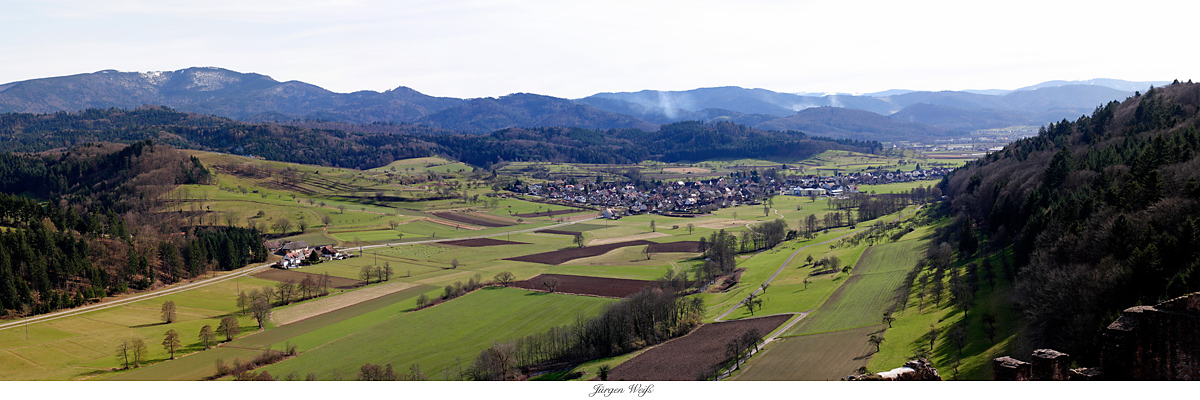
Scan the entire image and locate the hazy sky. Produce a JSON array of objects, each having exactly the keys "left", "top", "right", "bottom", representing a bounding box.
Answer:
[{"left": 3, "top": 0, "right": 1196, "bottom": 98}]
